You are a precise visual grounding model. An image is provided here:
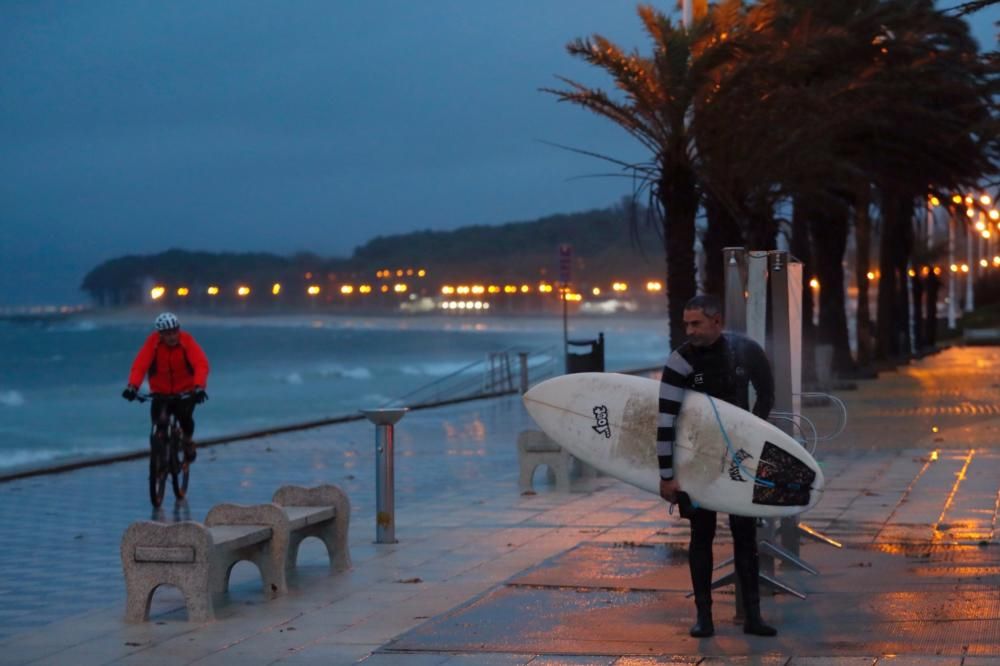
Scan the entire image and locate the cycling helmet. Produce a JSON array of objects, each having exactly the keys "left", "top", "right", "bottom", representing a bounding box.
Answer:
[{"left": 154, "top": 312, "right": 180, "bottom": 331}]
